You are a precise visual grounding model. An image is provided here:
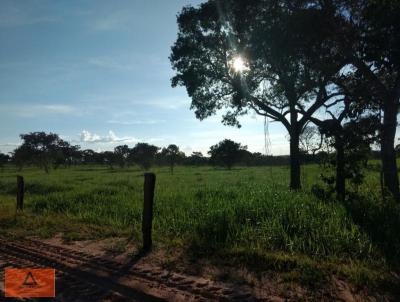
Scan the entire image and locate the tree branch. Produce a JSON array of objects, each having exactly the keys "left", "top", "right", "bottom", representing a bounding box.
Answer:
[
  {"left": 249, "top": 97, "right": 291, "bottom": 130},
  {"left": 351, "top": 57, "right": 390, "bottom": 100},
  {"left": 299, "top": 85, "right": 326, "bottom": 126},
  {"left": 323, "top": 97, "right": 344, "bottom": 109}
]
